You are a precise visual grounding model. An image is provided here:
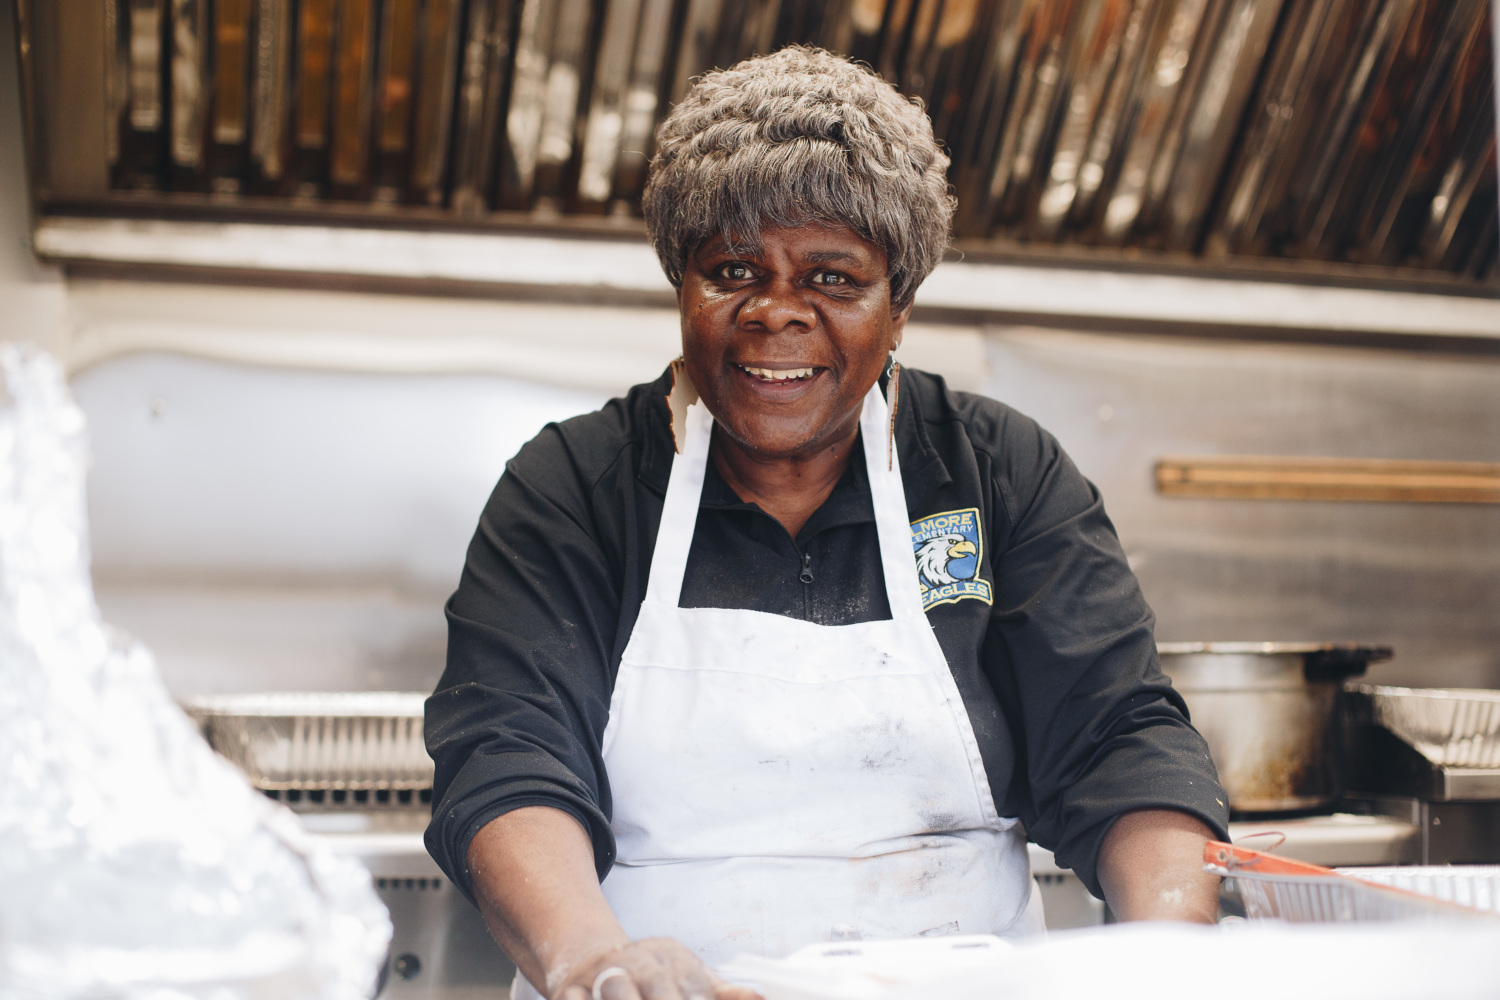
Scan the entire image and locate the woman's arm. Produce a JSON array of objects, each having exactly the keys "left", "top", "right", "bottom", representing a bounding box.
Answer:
[
  {"left": 973, "top": 406, "right": 1229, "bottom": 901},
  {"left": 428, "top": 409, "right": 637, "bottom": 903},
  {"left": 1096, "top": 809, "right": 1220, "bottom": 923},
  {"left": 468, "top": 806, "right": 758, "bottom": 1000}
]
